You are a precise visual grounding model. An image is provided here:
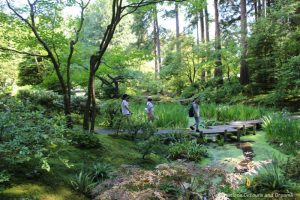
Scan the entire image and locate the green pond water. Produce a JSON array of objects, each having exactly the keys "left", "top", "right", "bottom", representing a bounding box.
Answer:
[{"left": 200, "top": 131, "right": 288, "bottom": 172}]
